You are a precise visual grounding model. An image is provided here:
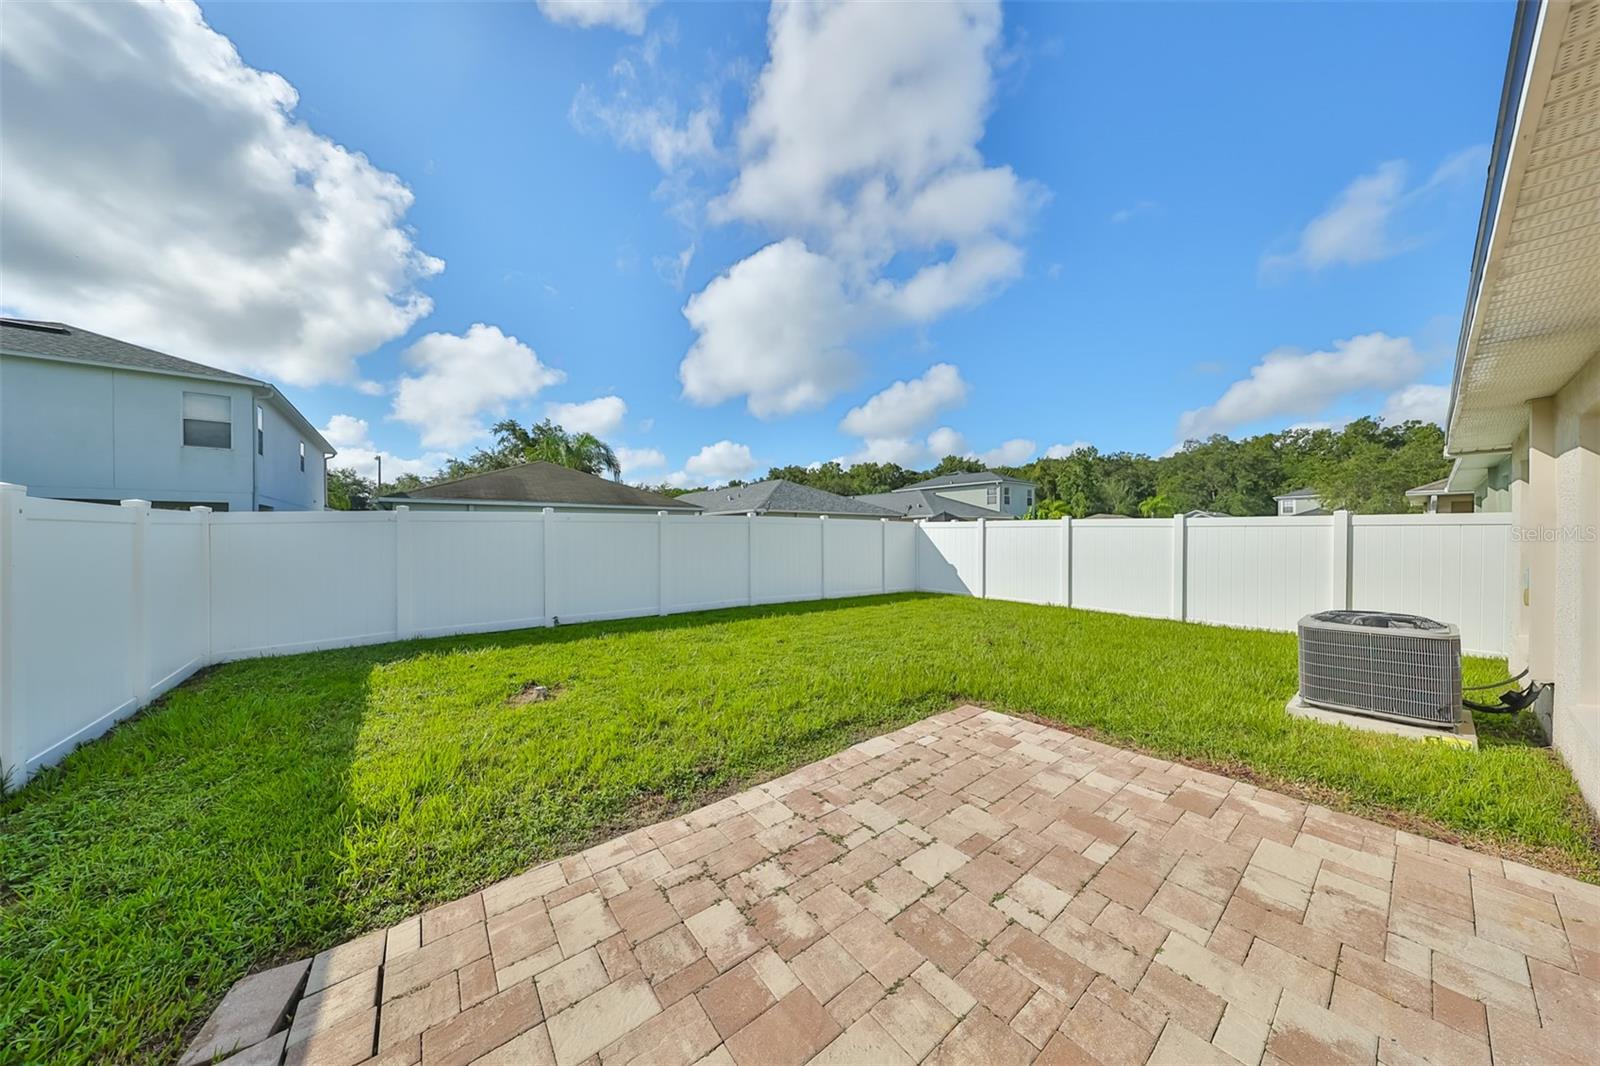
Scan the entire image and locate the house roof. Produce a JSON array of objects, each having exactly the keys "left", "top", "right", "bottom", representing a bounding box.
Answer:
[
  {"left": 677, "top": 479, "right": 900, "bottom": 517},
  {"left": 853, "top": 489, "right": 993, "bottom": 520},
  {"left": 389, "top": 462, "right": 700, "bottom": 510},
  {"left": 1274, "top": 487, "right": 1320, "bottom": 500},
  {"left": 1404, "top": 478, "right": 1453, "bottom": 498},
  {"left": 0, "top": 317, "right": 333, "bottom": 454},
  {"left": 896, "top": 469, "right": 1034, "bottom": 492},
  {"left": 1445, "top": 0, "right": 1600, "bottom": 457}
]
